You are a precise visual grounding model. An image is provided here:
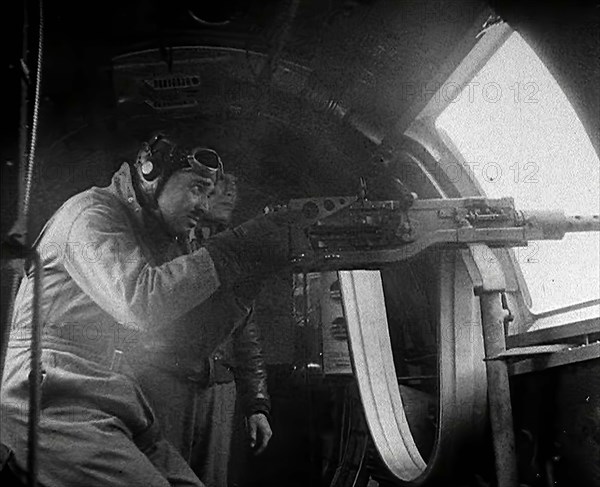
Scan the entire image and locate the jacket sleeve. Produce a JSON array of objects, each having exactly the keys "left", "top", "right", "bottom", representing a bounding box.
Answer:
[
  {"left": 233, "top": 307, "right": 271, "bottom": 418},
  {"left": 61, "top": 201, "right": 221, "bottom": 329}
]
